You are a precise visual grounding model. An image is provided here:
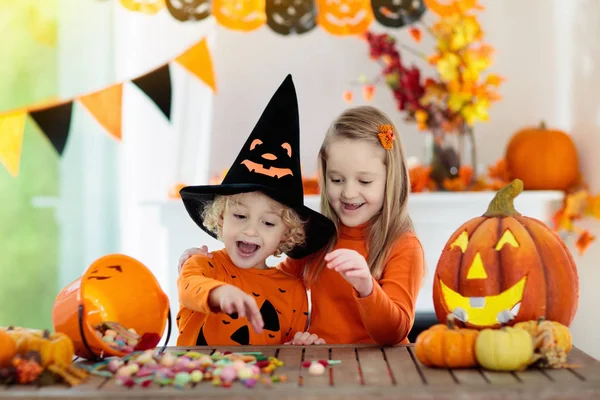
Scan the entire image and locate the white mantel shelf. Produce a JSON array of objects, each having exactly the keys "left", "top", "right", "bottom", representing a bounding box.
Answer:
[{"left": 146, "top": 190, "right": 564, "bottom": 345}]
